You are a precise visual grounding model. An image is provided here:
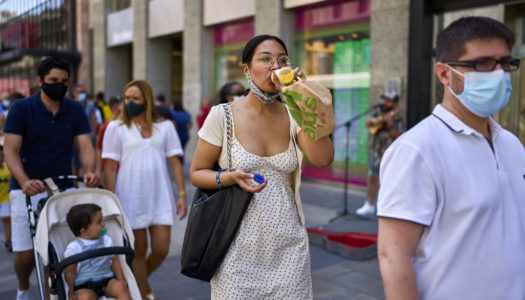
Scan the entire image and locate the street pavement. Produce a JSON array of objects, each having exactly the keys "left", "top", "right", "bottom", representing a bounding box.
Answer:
[{"left": 0, "top": 168, "right": 385, "bottom": 299}]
